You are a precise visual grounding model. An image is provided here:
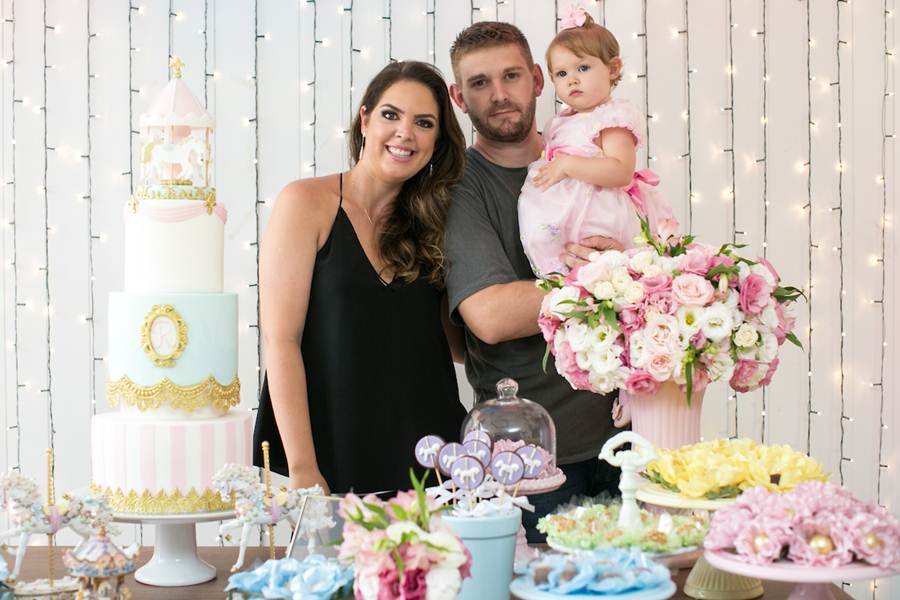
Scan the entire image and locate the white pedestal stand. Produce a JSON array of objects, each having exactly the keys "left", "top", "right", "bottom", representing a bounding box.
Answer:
[
  {"left": 114, "top": 509, "right": 233, "bottom": 587},
  {"left": 637, "top": 484, "right": 763, "bottom": 599}
]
